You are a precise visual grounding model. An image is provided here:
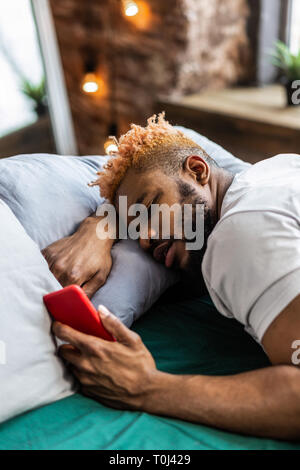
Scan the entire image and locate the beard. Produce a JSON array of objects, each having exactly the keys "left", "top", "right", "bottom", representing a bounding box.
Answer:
[
  {"left": 182, "top": 207, "right": 214, "bottom": 278},
  {"left": 176, "top": 178, "right": 216, "bottom": 279},
  {"left": 145, "top": 178, "right": 217, "bottom": 280}
]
